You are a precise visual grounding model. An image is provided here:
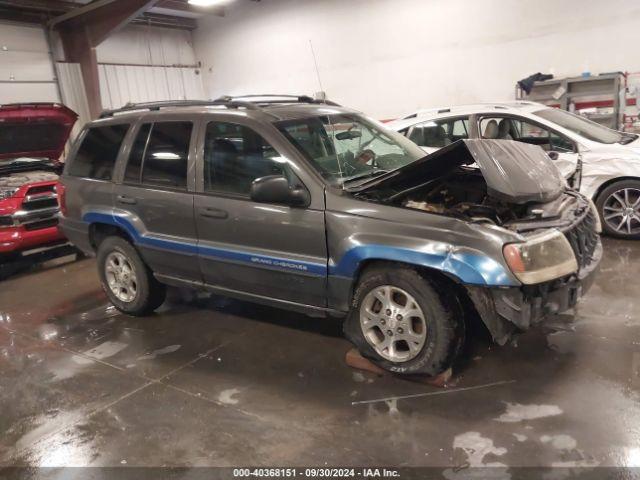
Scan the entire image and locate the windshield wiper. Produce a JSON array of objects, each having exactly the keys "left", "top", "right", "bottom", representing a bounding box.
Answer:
[
  {"left": 619, "top": 134, "right": 638, "bottom": 145},
  {"left": 341, "top": 169, "right": 389, "bottom": 186}
]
